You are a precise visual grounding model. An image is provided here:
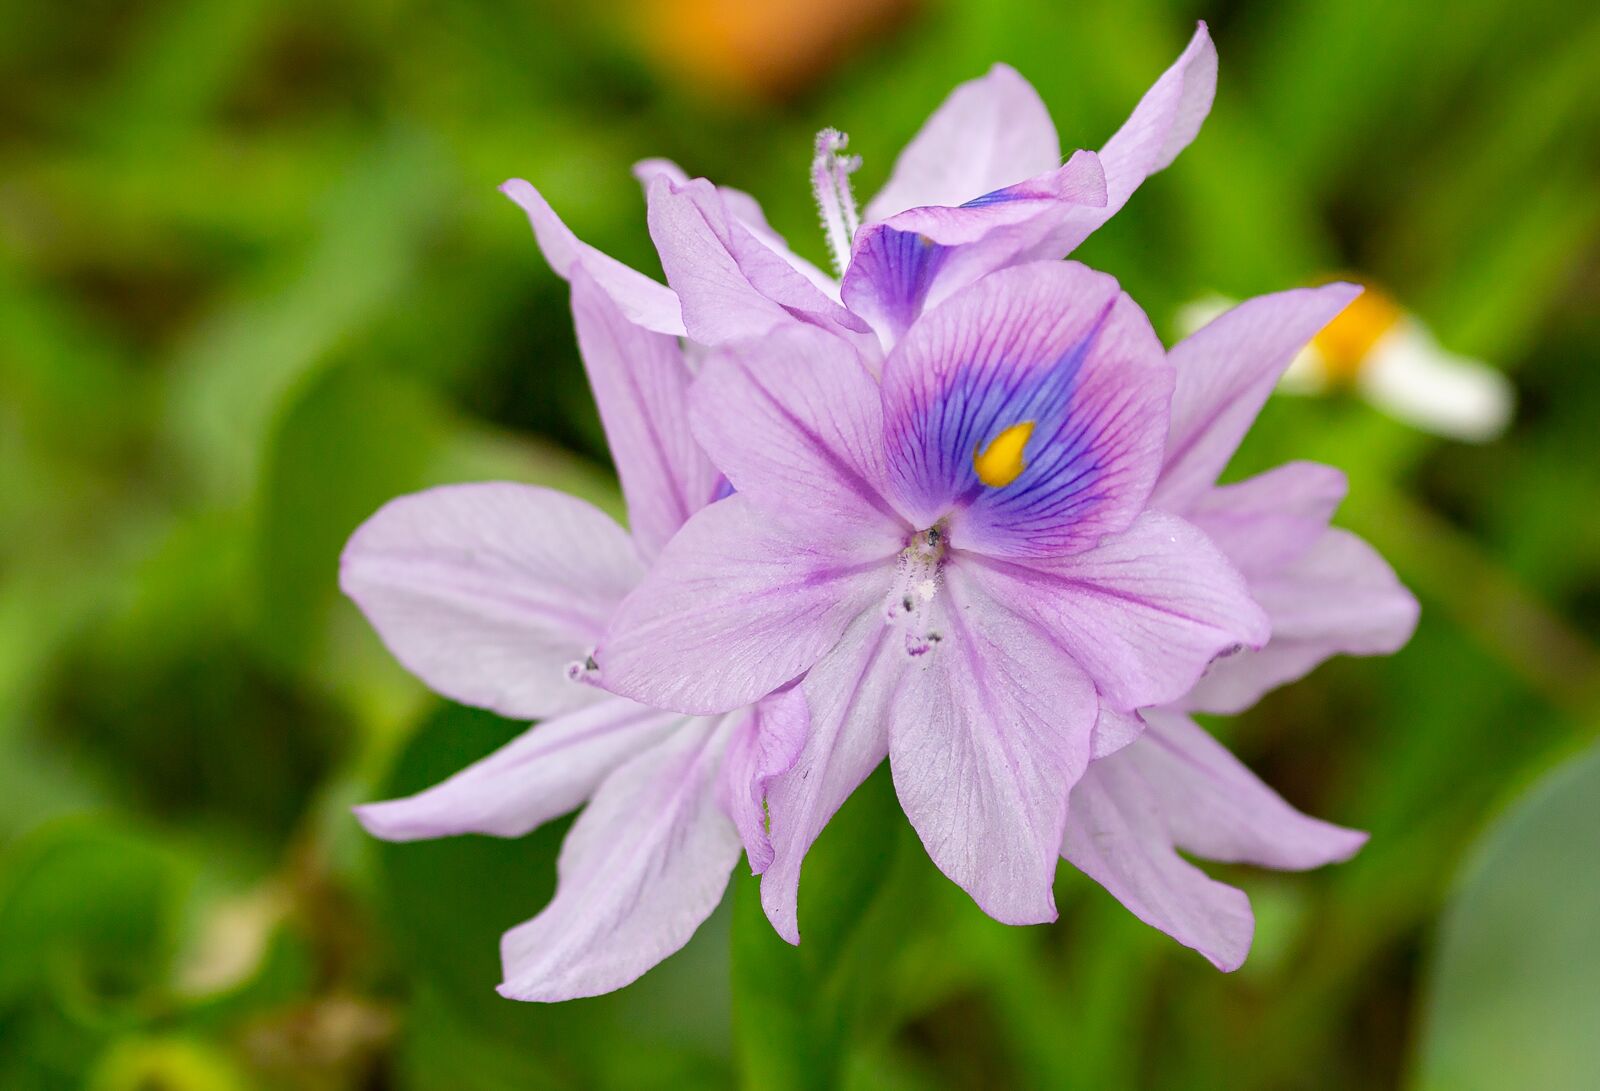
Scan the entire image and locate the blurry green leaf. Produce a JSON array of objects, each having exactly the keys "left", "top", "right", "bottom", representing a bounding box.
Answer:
[
  {"left": 731, "top": 766, "right": 940, "bottom": 1091},
  {"left": 164, "top": 134, "right": 447, "bottom": 501},
  {"left": 93, "top": 0, "right": 271, "bottom": 148},
  {"left": 43, "top": 510, "right": 352, "bottom": 842},
  {"left": 1413, "top": 741, "right": 1600, "bottom": 1090},
  {"left": 0, "top": 819, "right": 189, "bottom": 1013},
  {"left": 87, "top": 1035, "right": 248, "bottom": 1091}
]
